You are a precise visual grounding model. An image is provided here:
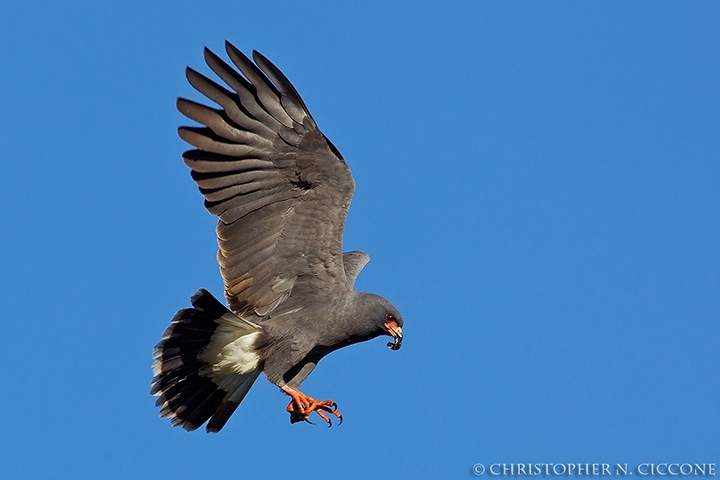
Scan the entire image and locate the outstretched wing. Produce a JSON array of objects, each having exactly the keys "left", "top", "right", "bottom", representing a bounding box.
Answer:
[{"left": 178, "top": 42, "right": 355, "bottom": 315}]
